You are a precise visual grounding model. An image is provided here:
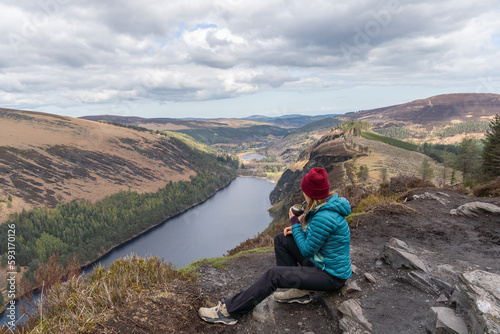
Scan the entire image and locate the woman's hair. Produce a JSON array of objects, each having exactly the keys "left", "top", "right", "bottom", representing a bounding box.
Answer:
[{"left": 303, "top": 191, "right": 335, "bottom": 223}]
